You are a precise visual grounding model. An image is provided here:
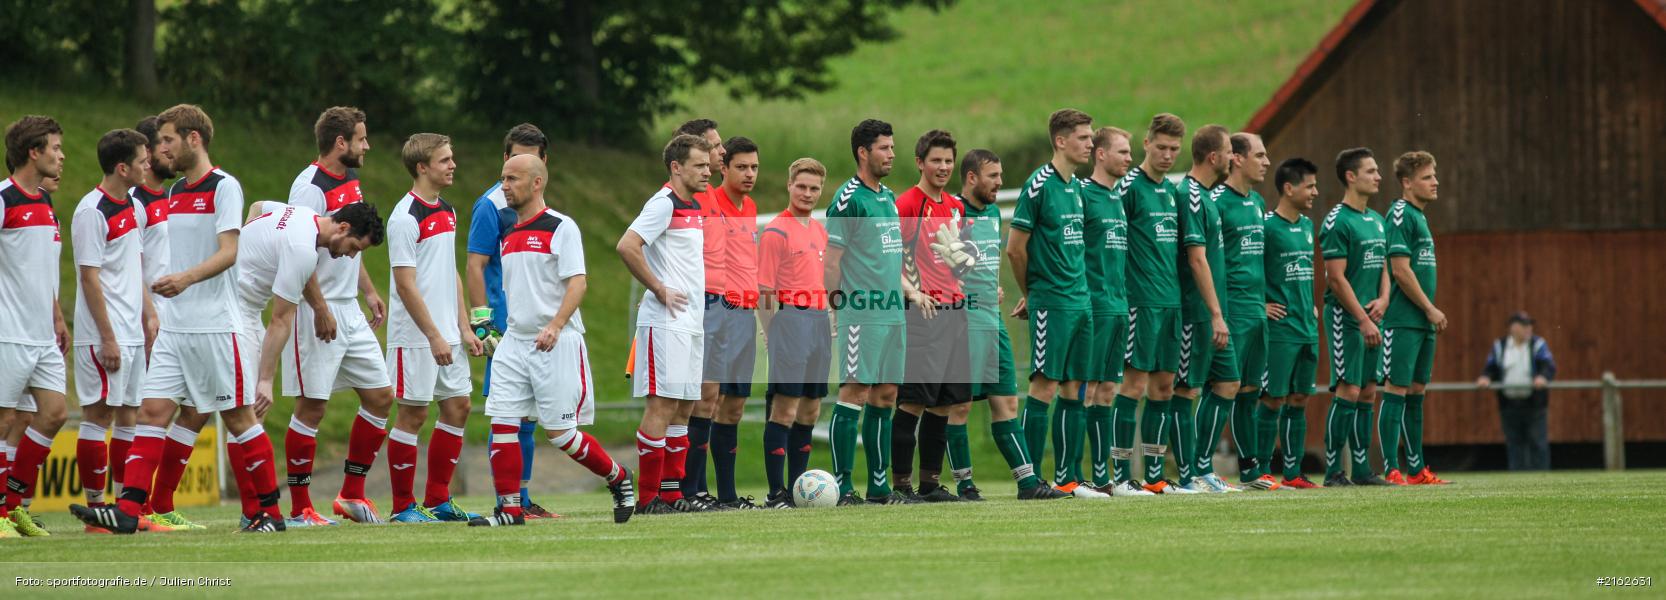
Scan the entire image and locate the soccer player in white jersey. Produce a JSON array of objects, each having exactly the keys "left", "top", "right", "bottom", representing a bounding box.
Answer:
[
  {"left": 465, "top": 124, "right": 554, "bottom": 518},
  {"left": 618, "top": 134, "right": 713, "bottom": 515},
  {"left": 70, "top": 130, "right": 157, "bottom": 528},
  {"left": 280, "top": 107, "right": 396, "bottom": 526},
  {"left": 65, "top": 104, "right": 265, "bottom": 534},
  {"left": 382, "top": 134, "right": 483, "bottom": 523},
  {"left": 239, "top": 203, "right": 382, "bottom": 531},
  {"left": 471, "top": 154, "right": 636, "bottom": 527},
  {"left": 0, "top": 116, "right": 71, "bottom": 538}
]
